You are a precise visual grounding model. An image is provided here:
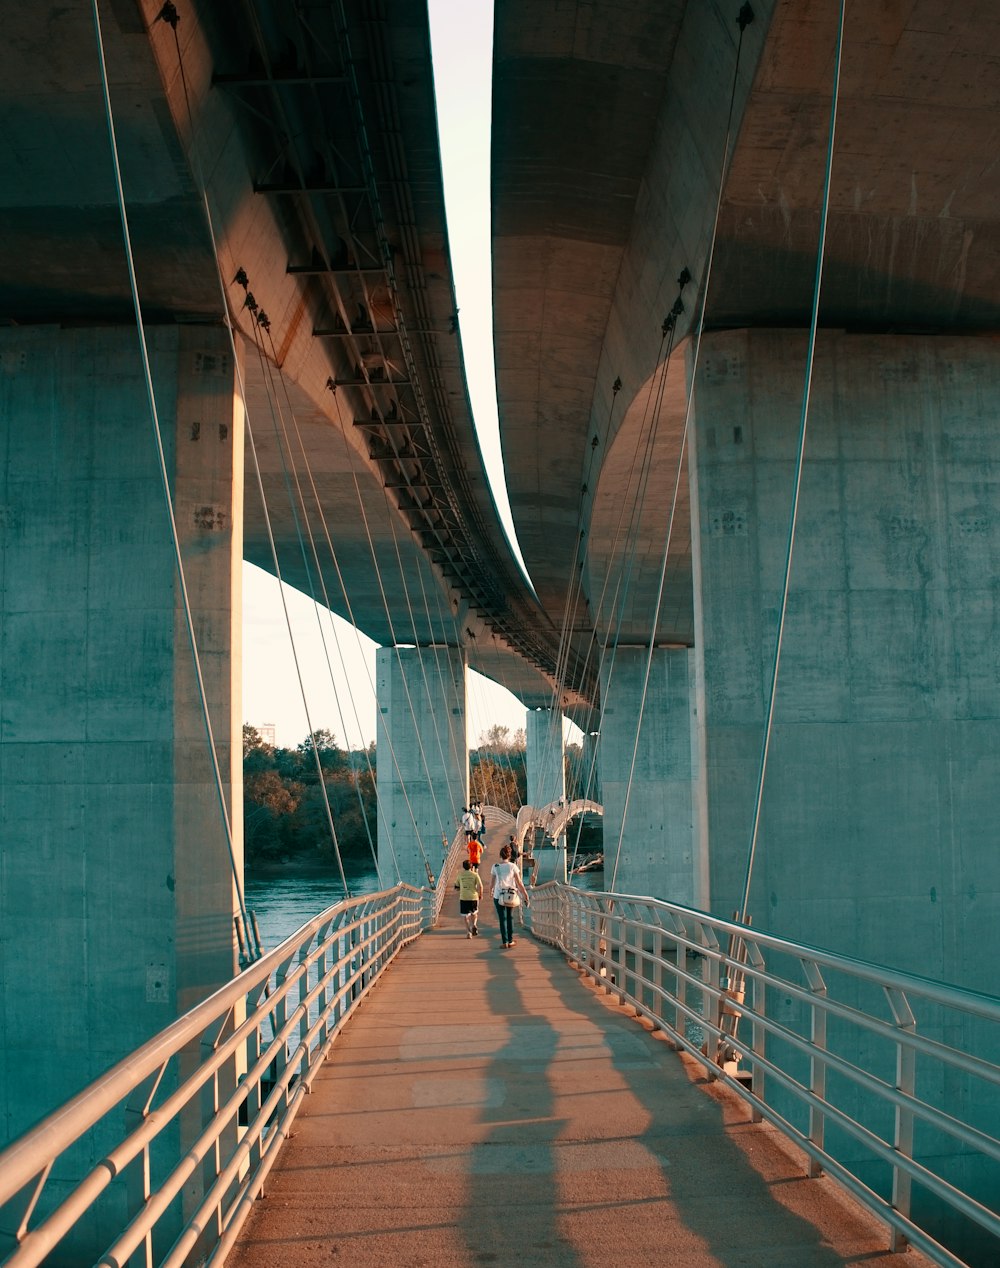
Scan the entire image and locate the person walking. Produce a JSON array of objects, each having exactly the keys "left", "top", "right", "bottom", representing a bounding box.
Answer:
[
  {"left": 467, "top": 834, "right": 484, "bottom": 872},
  {"left": 455, "top": 860, "right": 483, "bottom": 938},
  {"left": 490, "top": 844, "right": 529, "bottom": 949}
]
